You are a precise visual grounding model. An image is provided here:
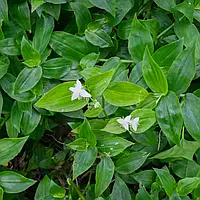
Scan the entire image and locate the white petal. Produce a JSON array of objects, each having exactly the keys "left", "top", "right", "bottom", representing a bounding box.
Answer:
[
  {"left": 69, "top": 87, "right": 75, "bottom": 92},
  {"left": 76, "top": 80, "right": 82, "bottom": 90},
  {"left": 117, "top": 118, "right": 129, "bottom": 130},
  {"left": 71, "top": 91, "right": 80, "bottom": 100},
  {"left": 80, "top": 89, "right": 91, "bottom": 98},
  {"left": 125, "top": 115, "right": 132, "bottom": 123},
  {"left": 131, "top": 117, "right": 139, "bottom": 131}
]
